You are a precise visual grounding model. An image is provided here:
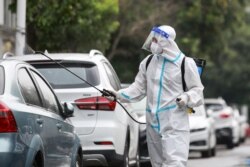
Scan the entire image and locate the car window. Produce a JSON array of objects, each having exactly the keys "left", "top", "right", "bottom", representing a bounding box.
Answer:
[
  {"left": 18, "top": 68, "right": 42, "bottom": 107},
  {"left": 103, "top": 62, "right": 121, "bottom": 90},
  {"left": 31, "top": 71, "right": 60, "bottom": 114},
  {"left": 32, "top": 62, "right": 100, "bottom": 89},
  {"left": 0, "top": 66, "right": 4, "bottom": 95},
  {"left": 205, "top": 103, "right": 224, "bottom": 111}
]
